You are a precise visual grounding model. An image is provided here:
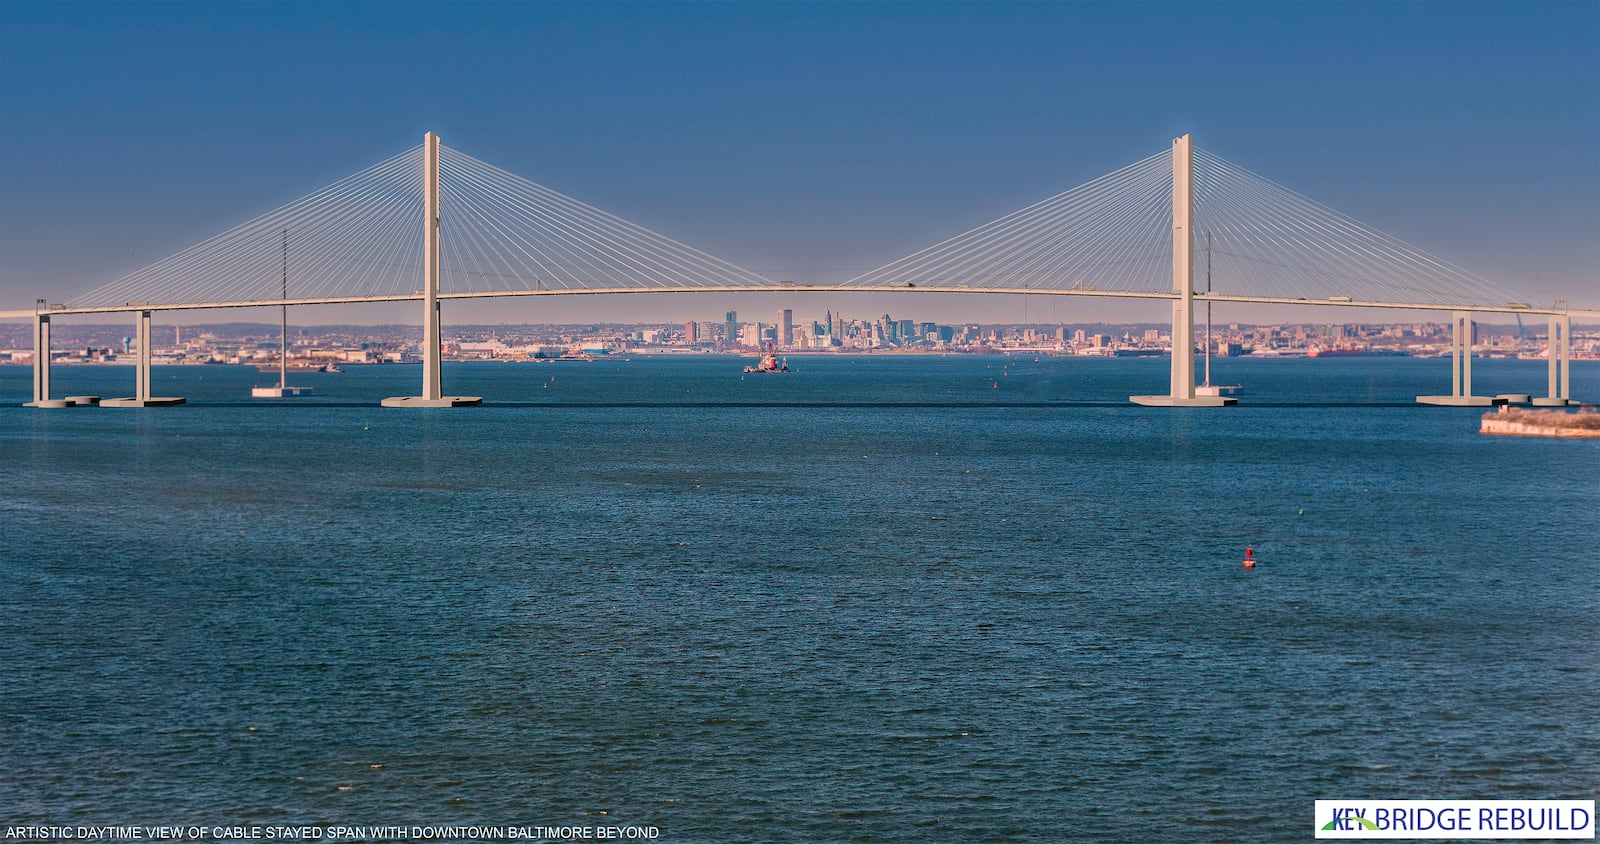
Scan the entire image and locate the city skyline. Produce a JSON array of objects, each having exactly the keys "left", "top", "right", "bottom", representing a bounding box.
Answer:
[
  {"left": 5, "top": 309, "right": 1590, "bottom": 366},
  {"left": 1, "top": 2, "right": 1596, "bottom": 326}
]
